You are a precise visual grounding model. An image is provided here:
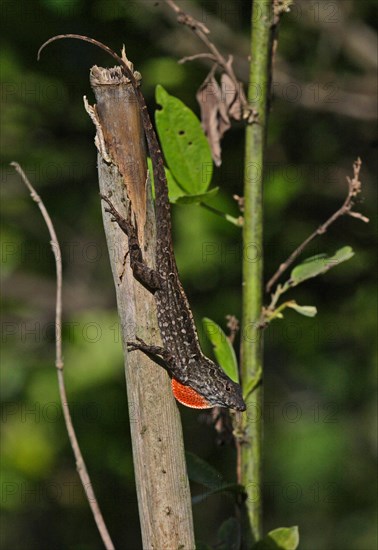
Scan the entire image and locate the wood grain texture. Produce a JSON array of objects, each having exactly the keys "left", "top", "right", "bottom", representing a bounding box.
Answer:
[
  {"left": 89, "top": 67, "right": 195, "bottom": 550},
  {"left": 91, "top": 65, "right": 147, "bottom": 245}
]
